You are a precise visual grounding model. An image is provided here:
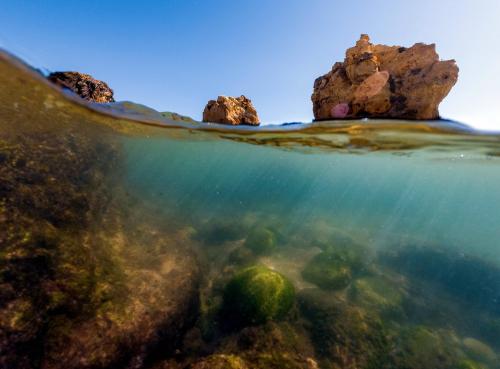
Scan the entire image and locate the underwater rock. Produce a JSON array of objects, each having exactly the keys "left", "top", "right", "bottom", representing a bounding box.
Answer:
[
  {"left": 383, "top": 246, "right": 500, "bottom": 315},
  {"left": 202, "top": 96, "right": 260, "bottom": 125},
  {"left": 195, "top": 220, "right": 247, "bottom": 246},
  {"left": 301, "top": 244, "right": 366, "bottom": 290},
  {"left": 311, "top": 34, "right": 458, "bottom": 120},
  {"left": 47, "top": 71, "right": 115, "bottom": 103},
  {"left": 0, "top": 130, "right": 200, "bottom": 368},
  {"left": 219, "top": 322, "right": 319, "bottom": 369},
  {"left": 222, "top": 266, "right": 295, "bottom": 325},
  {"left": 298, "top": 288, "right": 393, "bottom": 369},
  {"left": 458, "top": 360, "right": 489, "bottom": 369},
  {"left": 228, "top": 246, "right": 256, "bottom": 266},
  {"left": 187, "top": 354, "right": 249, "bottom": 369},
  {"left": 243, "top": 228, "right": 277, "bottom": 255},
  {"left": 392, "top": 326, "right": 464, "bottom": 369},
  {"left": 462, "top": 337, "right": 497, "bottom": 363},
  {"left": 348, "top": 275, "right": 407, "bottom": 320},
  {"left": 0, "top": 131, "right": 117, "bottom": 368}
]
